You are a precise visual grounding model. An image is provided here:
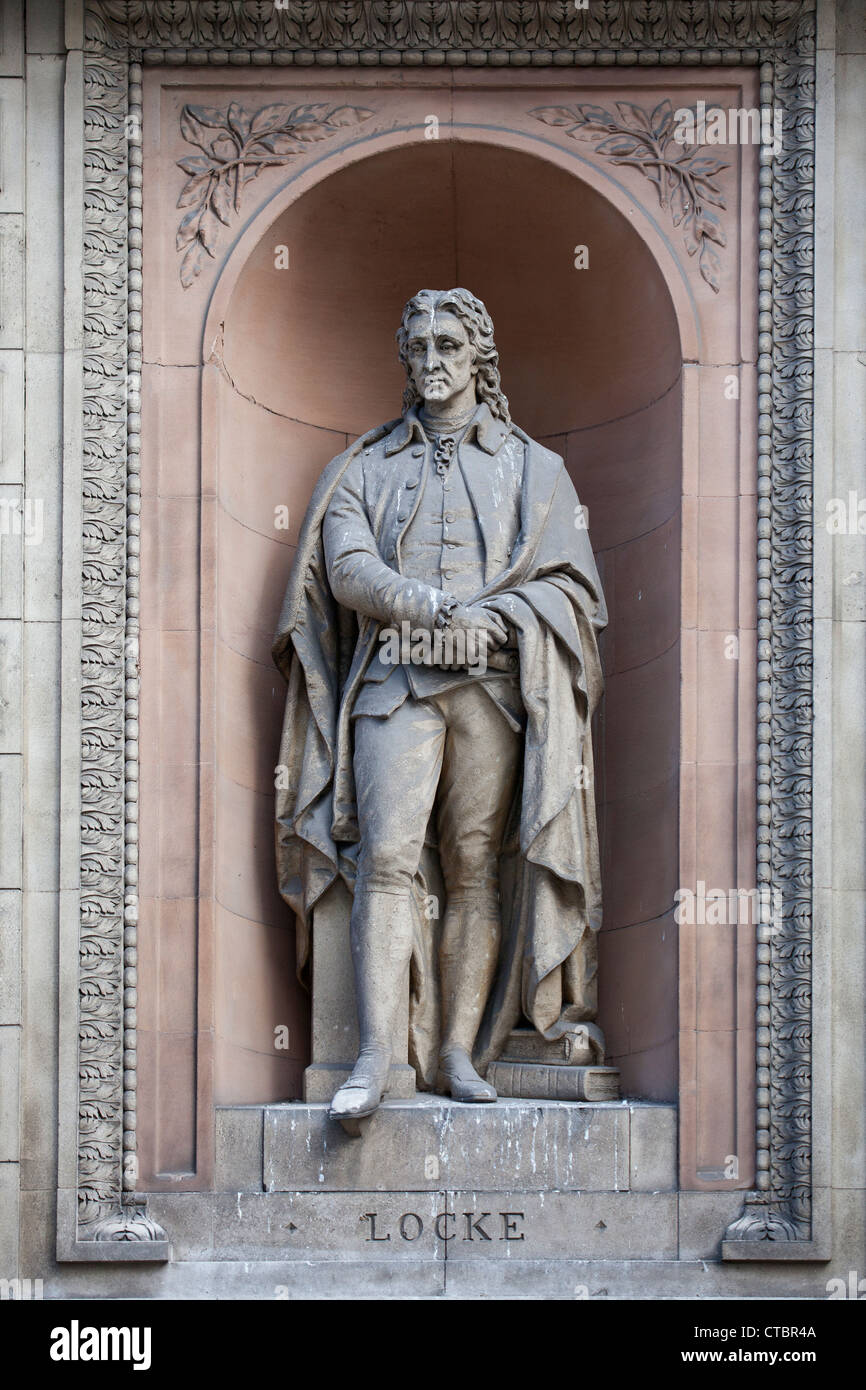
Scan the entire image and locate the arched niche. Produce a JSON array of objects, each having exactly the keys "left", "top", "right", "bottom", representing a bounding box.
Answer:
[{"left": 205, "top": 139, "right": 683, "bottom": 1103}]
